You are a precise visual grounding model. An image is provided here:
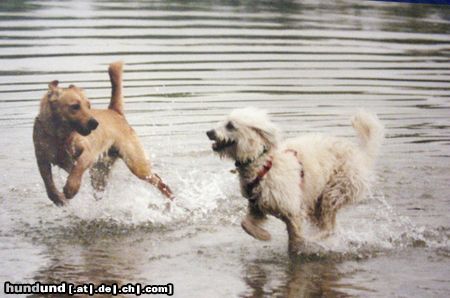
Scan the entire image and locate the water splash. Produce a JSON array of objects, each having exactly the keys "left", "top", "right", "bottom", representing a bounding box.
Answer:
[
  {"left": 3, "top": 164, "right": 448, "bottom": 258},
  {"left": 301, "top": 192, "right": 448, "bottom": 259}
]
